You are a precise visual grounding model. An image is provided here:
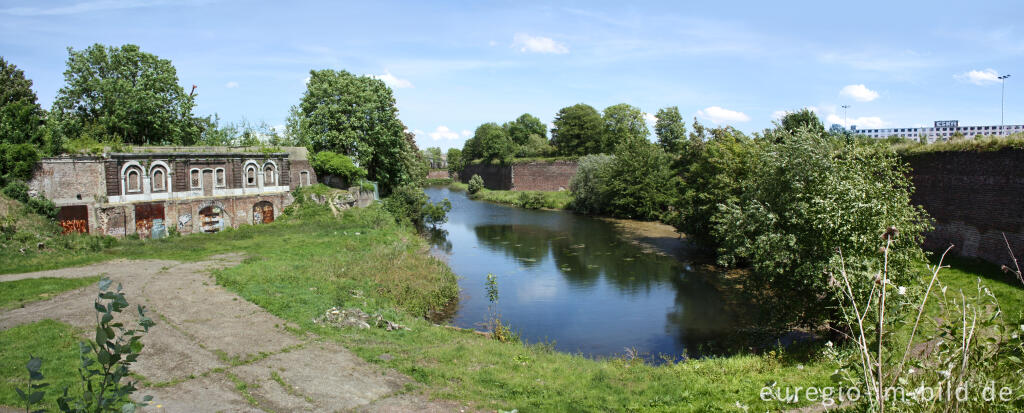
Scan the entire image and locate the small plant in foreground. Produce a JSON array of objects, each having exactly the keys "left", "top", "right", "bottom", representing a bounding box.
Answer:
[
  {"left": 482, "top": 273, "right": 519, "bottom": 343},
  {"left": 16, "top": 277, "right": 156, "bottom": 412}
]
